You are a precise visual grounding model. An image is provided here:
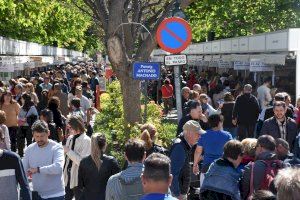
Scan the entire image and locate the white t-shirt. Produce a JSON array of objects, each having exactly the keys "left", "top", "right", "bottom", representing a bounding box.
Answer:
[
  {"left": 80, "top": 96, "right": 91, "bottom": 122},
  {"left": 257, "top": 85, "right": 272, "bottom": 110}
]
